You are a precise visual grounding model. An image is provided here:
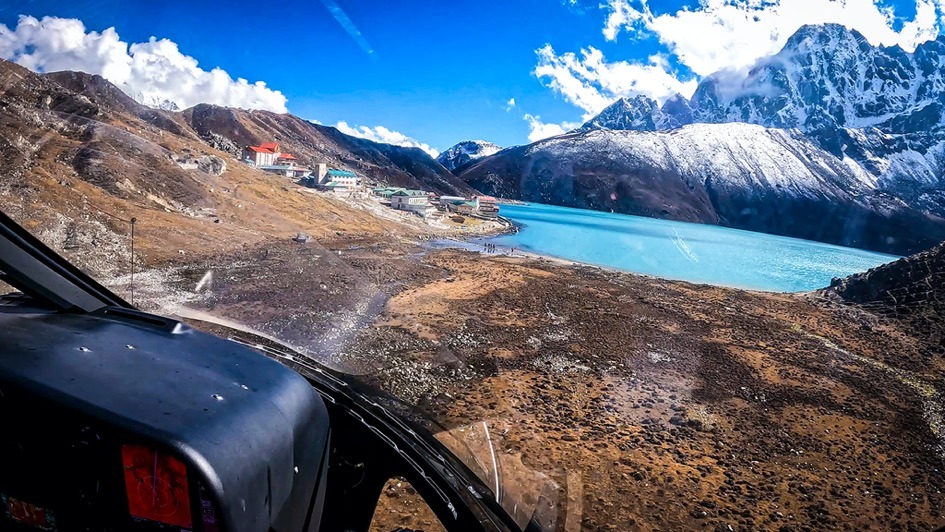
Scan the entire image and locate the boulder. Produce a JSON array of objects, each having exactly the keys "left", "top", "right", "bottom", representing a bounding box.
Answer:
[{"left": 197, "top": 155, "right": 227, "bottom": 175}]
